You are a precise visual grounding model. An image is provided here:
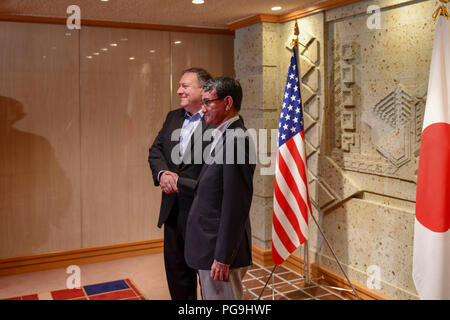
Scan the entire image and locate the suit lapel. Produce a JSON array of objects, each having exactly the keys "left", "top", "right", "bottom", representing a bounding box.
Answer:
[
  {"left": 211, "top": 117, "right": 245, "bottom": 156},
  {"left": 180, "top": 117, "right": 208, "bottom": 165},
  {"left": 168, "top": 109, "right": 187, "bottom": 165}
]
